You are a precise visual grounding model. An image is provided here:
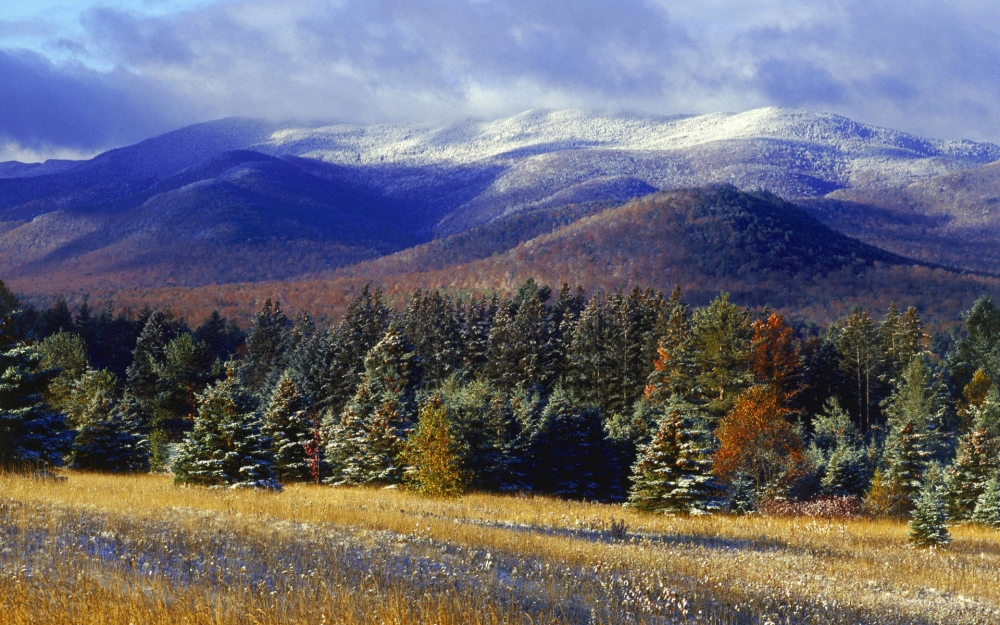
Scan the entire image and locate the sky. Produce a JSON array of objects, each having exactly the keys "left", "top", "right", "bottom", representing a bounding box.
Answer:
[{"left": 3, "top": 0, "right": 1000, "bottom": 161}]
